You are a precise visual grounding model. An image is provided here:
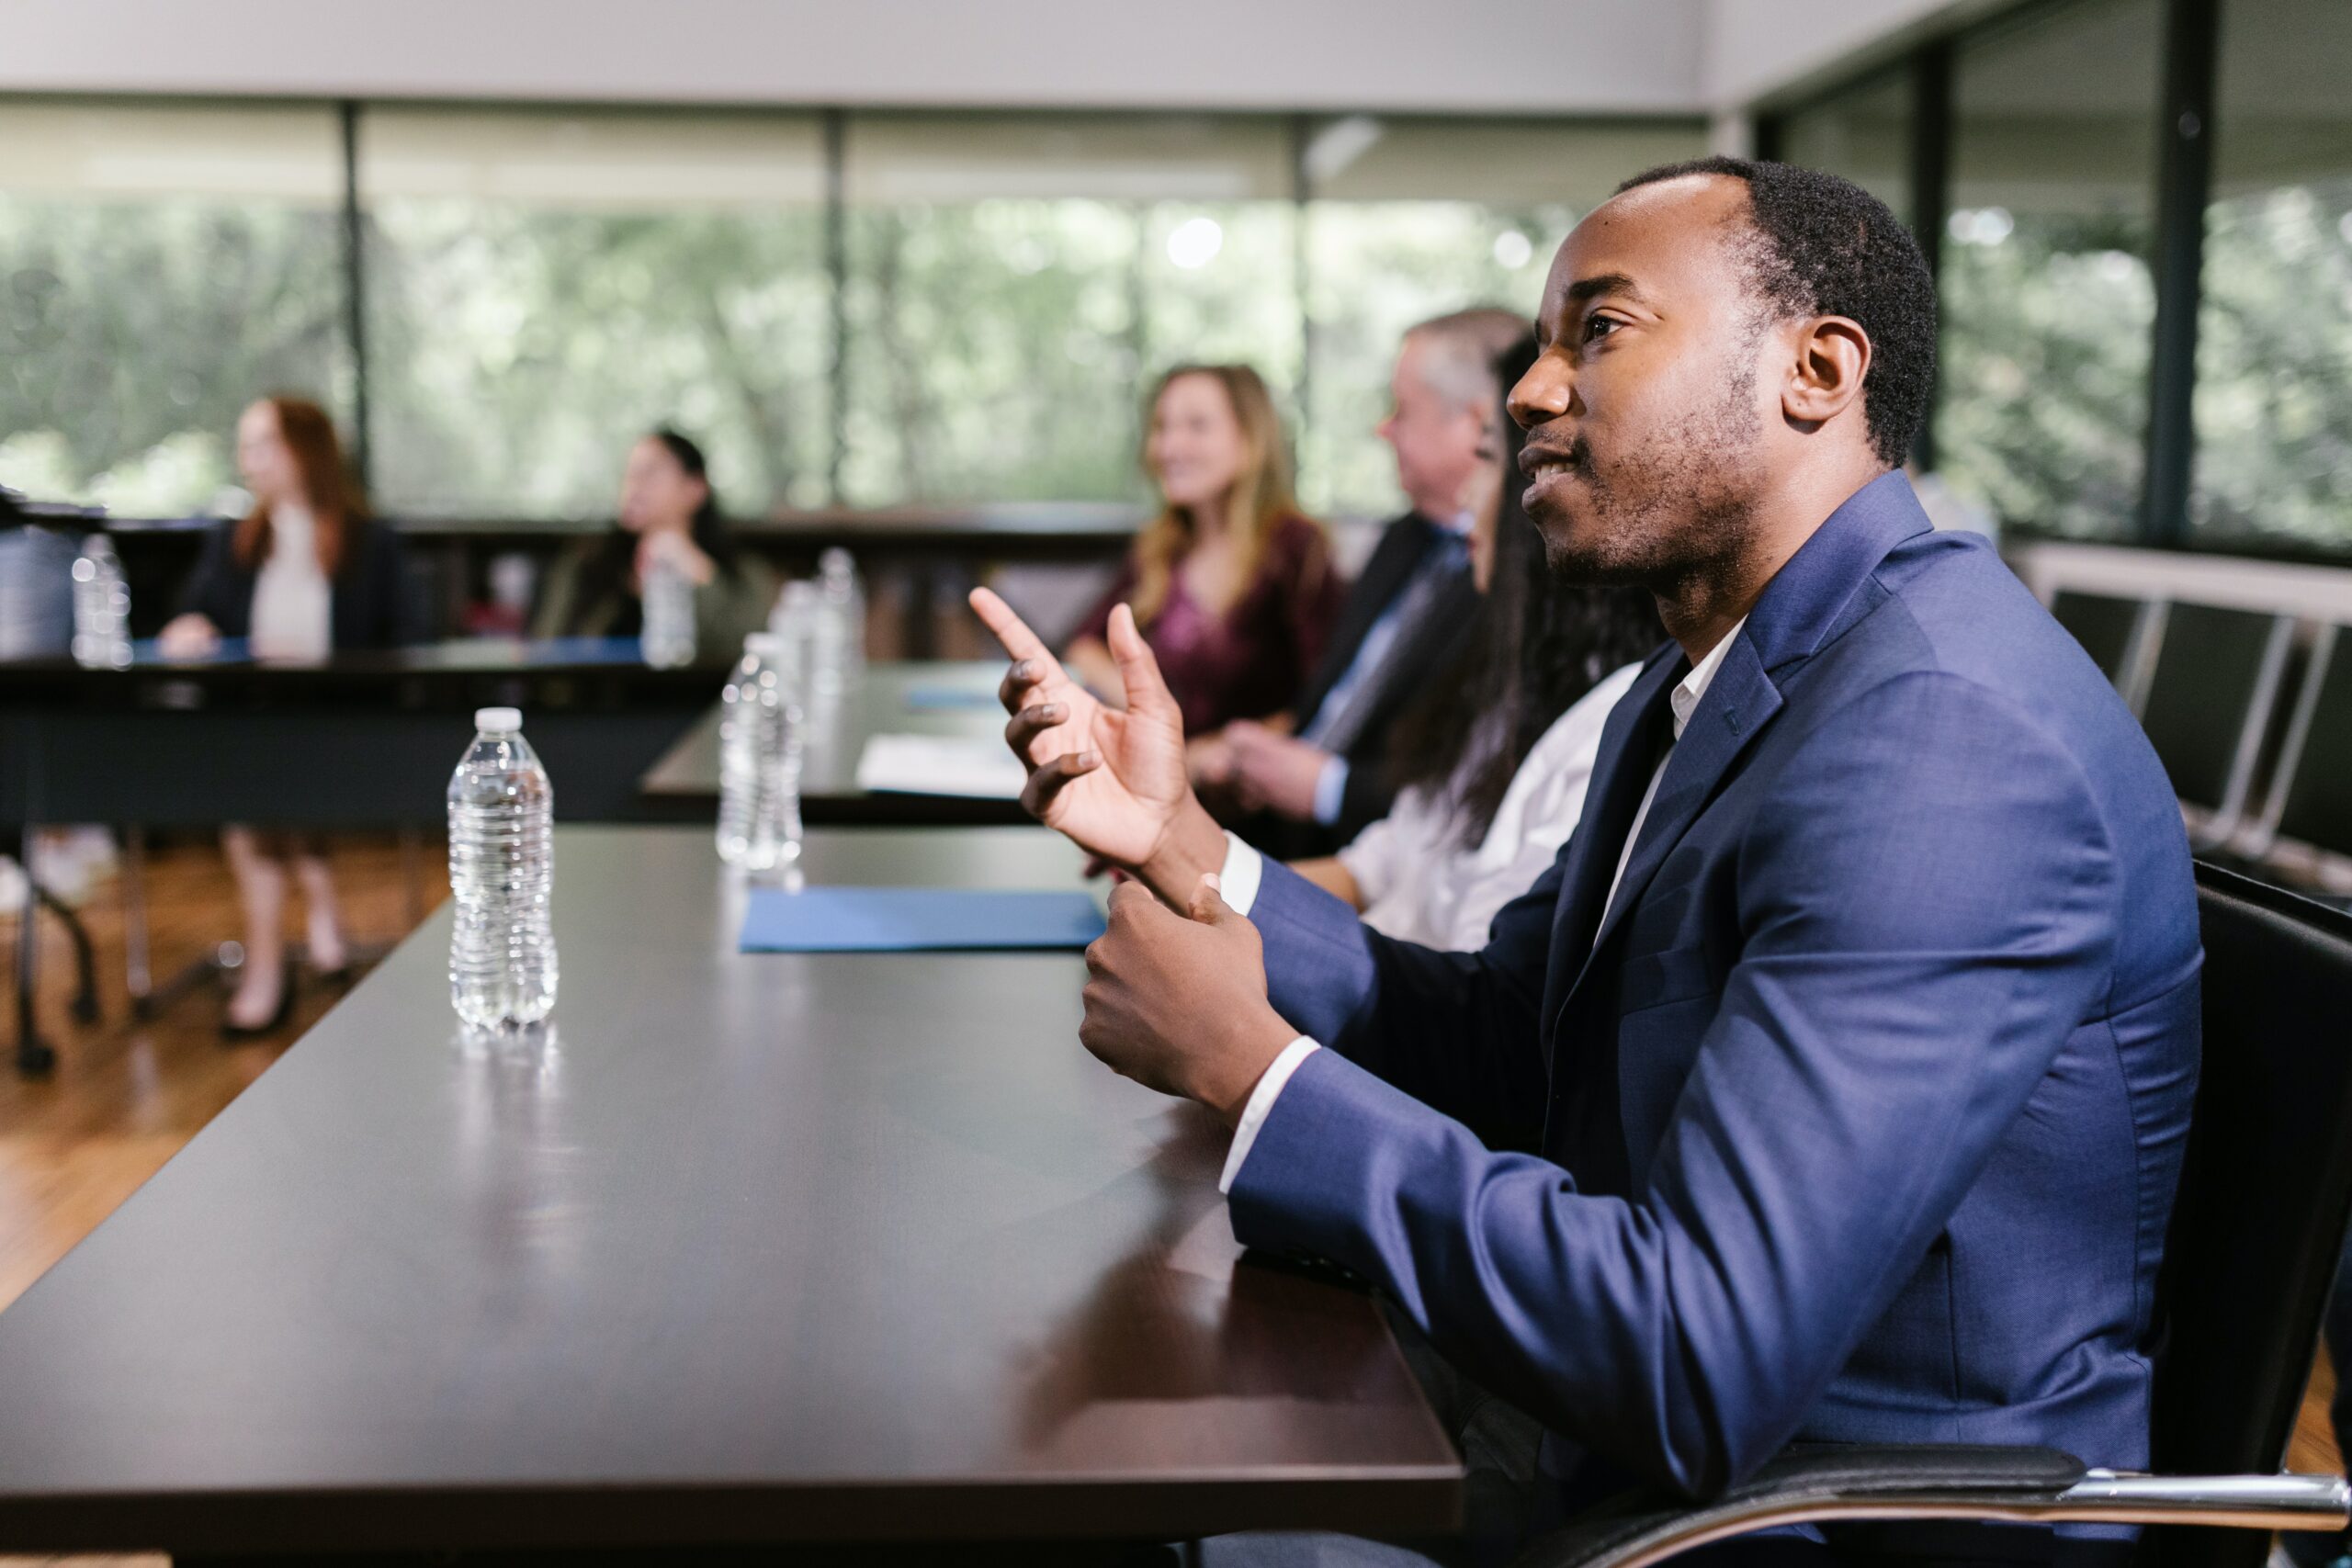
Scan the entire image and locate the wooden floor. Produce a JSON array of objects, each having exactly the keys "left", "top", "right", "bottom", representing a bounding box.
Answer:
[
  {"left": 0, "top": 837, "right": 447, "bottom": 1314},
  {"left": 0, "top": 837, "right": 2340, "bottom": 1567}
]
